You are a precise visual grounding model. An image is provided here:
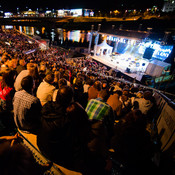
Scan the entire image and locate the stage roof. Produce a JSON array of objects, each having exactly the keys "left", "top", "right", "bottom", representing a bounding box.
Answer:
[
  {"left": 99, "top": 30, "right": 148, "bottom": 41},
  {"left": 99, "top": 29, "right": 174, "bottom": 44}
]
